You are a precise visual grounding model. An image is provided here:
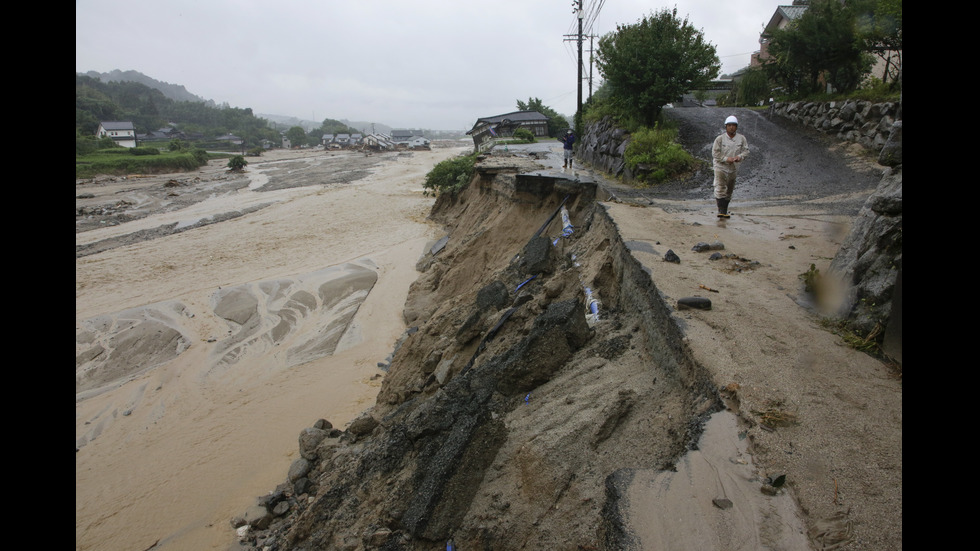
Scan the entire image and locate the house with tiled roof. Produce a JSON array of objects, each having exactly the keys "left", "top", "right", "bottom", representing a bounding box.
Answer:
[
  {"left": 391, "top": 129, "right": 417, "bottom": 143},
  {"left": 751, "top": 0, "right": 900, "bottom": 83},
  {"left": 751, "top": 1, "right": 810, "bottom": 69},
  {"left": 96, "top": 121, "right": 137, "bottom": 148},
  {"left": 466, "top": 111, "right": 549, "bottom": 151}
]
